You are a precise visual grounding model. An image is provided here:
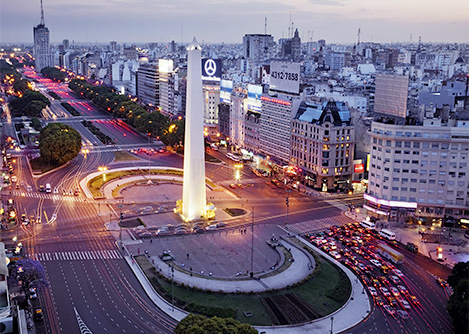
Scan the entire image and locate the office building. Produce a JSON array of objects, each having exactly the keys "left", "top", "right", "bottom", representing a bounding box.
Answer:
[
  {"left": 136, "top": 63, "right": 159, "bottom": 106},
  {"left": 291, "top": 100, "right": 354, "bottom": 191},
  {"left": 365, "top": 119, "right": 469, "bottom": 221},
  {"left": 374, "top": 73, "right": 409, "bottom": 119},
  {"left": 158, "top": 59, "right": 175, "bottom": 116},
  {"left": 243, "top": 34, "right": 275, "bottom": 64}
]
